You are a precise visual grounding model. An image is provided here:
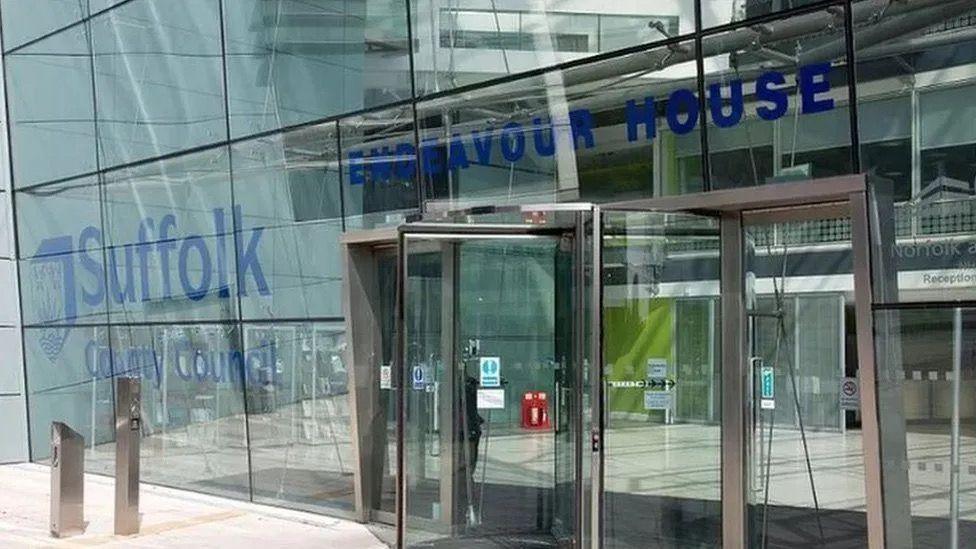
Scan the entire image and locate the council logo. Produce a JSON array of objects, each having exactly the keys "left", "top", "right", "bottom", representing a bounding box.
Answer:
[
  {"left": 28, "top": 248, "right": 73, "bottom": 361},
  {"left": 27, "top": 206, "right": 271, "bottom": 362}
]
